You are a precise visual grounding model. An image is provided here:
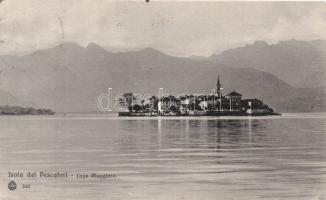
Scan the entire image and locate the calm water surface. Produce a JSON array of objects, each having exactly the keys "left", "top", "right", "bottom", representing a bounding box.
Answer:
[{"left": 0, "top": 113, "right": 325, "bottom": 200}]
